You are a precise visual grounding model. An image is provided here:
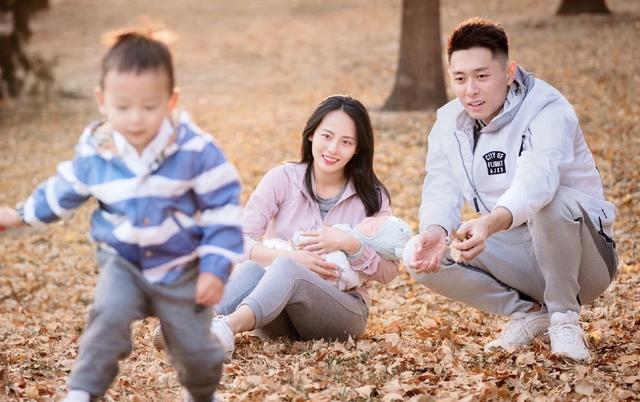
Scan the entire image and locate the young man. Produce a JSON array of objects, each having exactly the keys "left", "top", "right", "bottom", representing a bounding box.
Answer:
[{"left": 404, "top": 17, "right": 617, "bottom": 362}]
